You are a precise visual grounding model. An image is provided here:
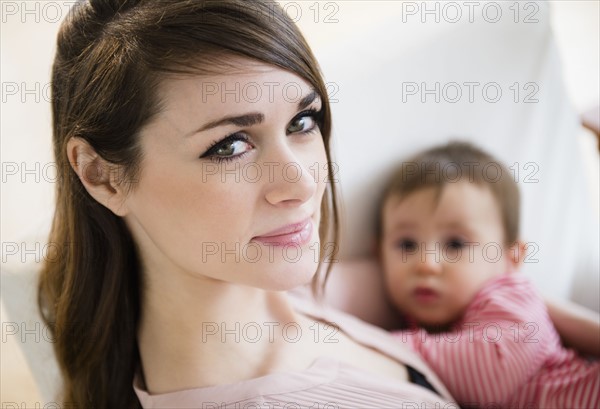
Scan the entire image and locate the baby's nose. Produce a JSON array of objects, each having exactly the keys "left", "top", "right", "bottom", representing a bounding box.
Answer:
[{"left": 415, "top": 243, "right": 443, "bottom": 276}]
